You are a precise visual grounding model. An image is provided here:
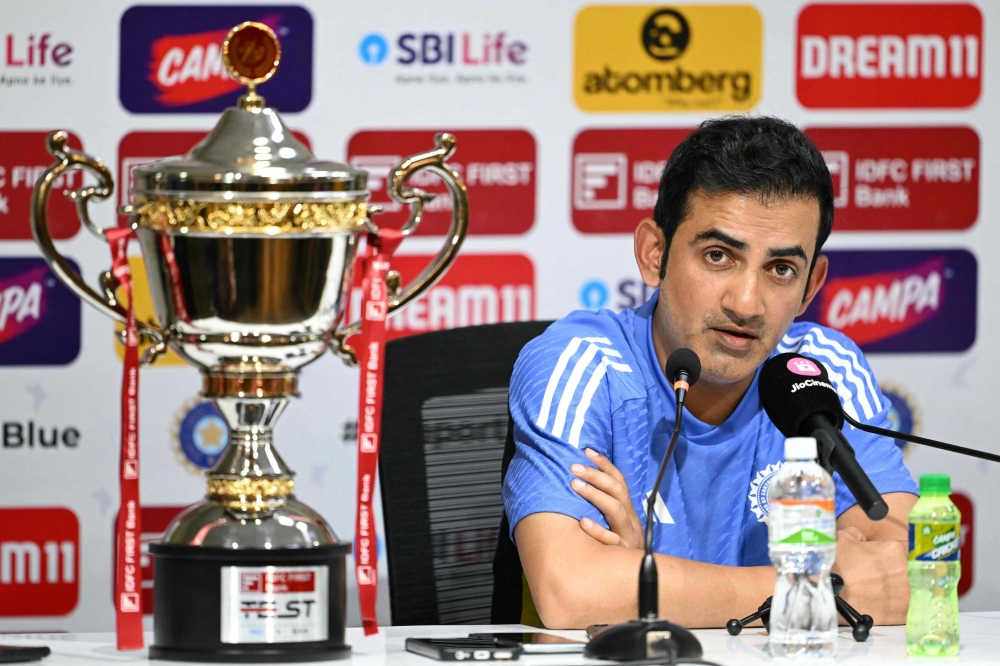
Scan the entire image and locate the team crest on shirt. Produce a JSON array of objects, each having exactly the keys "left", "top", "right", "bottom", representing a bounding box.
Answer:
[{"left": 748, "top": 462, "right": 783, "bottom": 523}]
